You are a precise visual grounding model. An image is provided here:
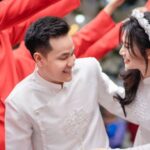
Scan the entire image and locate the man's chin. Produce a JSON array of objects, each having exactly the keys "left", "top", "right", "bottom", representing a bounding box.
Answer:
[{"left": 64, "top": 76, "right": 72, "bottom": 82}]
